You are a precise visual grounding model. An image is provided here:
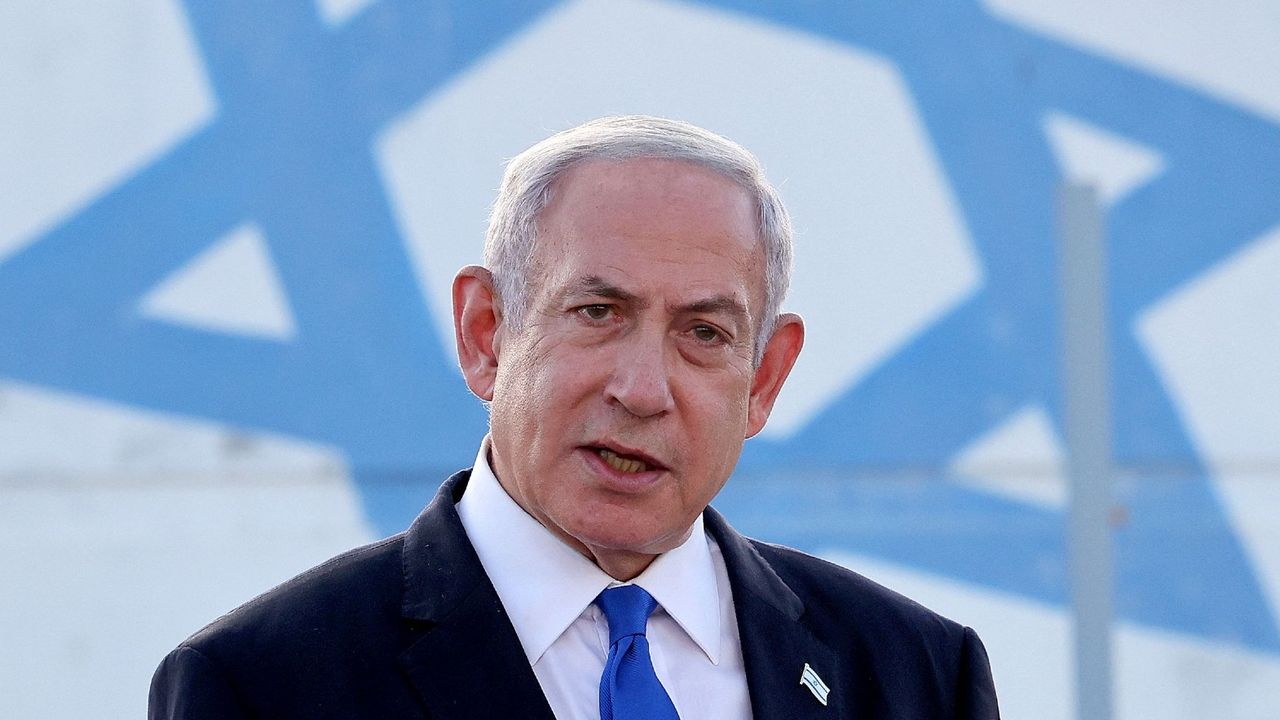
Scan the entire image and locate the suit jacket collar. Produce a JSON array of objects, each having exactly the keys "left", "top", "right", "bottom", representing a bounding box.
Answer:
[
  {"left": 397, "top": 470, "right": 556, "bottom": 720},
  {"left": 394, "top": 471, "right": 841, "bottom": 719}
]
